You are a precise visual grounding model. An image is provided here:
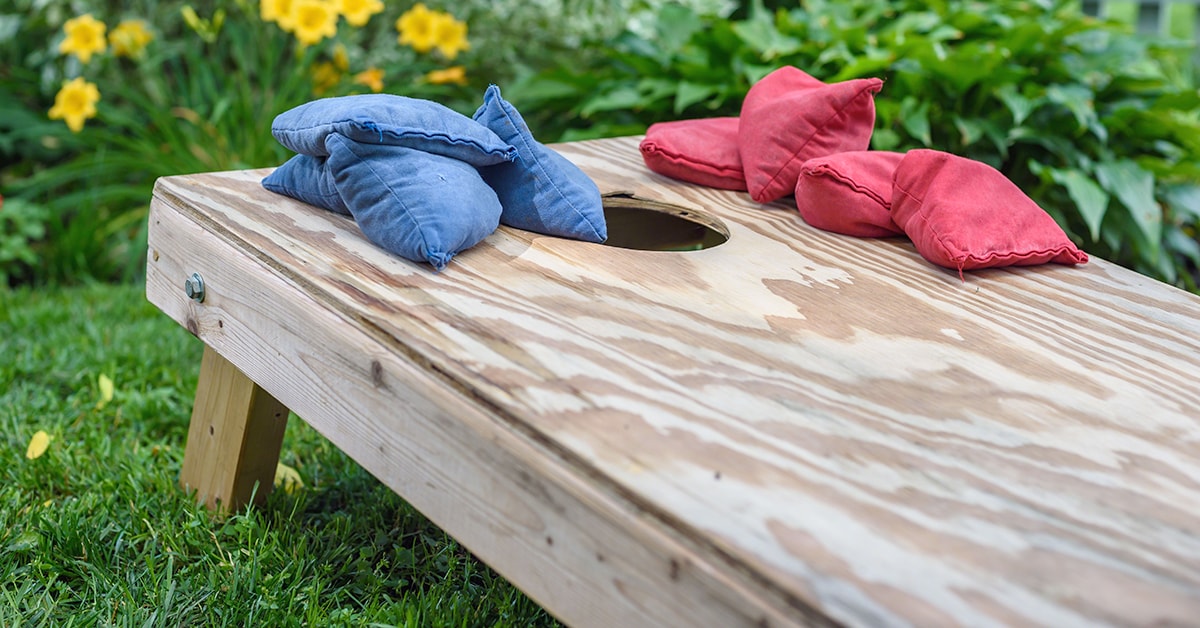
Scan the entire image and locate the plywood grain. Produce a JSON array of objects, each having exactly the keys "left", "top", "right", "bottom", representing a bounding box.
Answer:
[
  {"left": 147, "top": 136, "right": 1200, "bottom": 627},
  {"left": 146, "top": 191, "right": 803, "bottom": 627}
]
